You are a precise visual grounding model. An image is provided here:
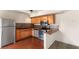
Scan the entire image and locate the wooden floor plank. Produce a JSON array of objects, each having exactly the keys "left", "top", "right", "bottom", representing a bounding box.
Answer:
[{"left": 2, "top": 37, "right": 44, "bottom": 49}]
